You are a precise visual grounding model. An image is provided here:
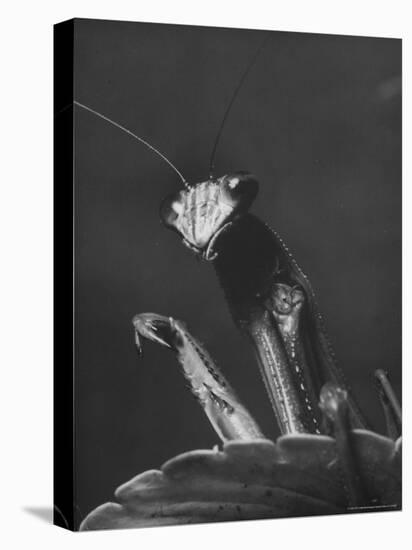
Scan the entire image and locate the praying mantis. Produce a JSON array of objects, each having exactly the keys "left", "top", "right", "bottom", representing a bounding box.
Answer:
[{"left": 74, "top": 33, "right": 401, "bottom": 529}]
